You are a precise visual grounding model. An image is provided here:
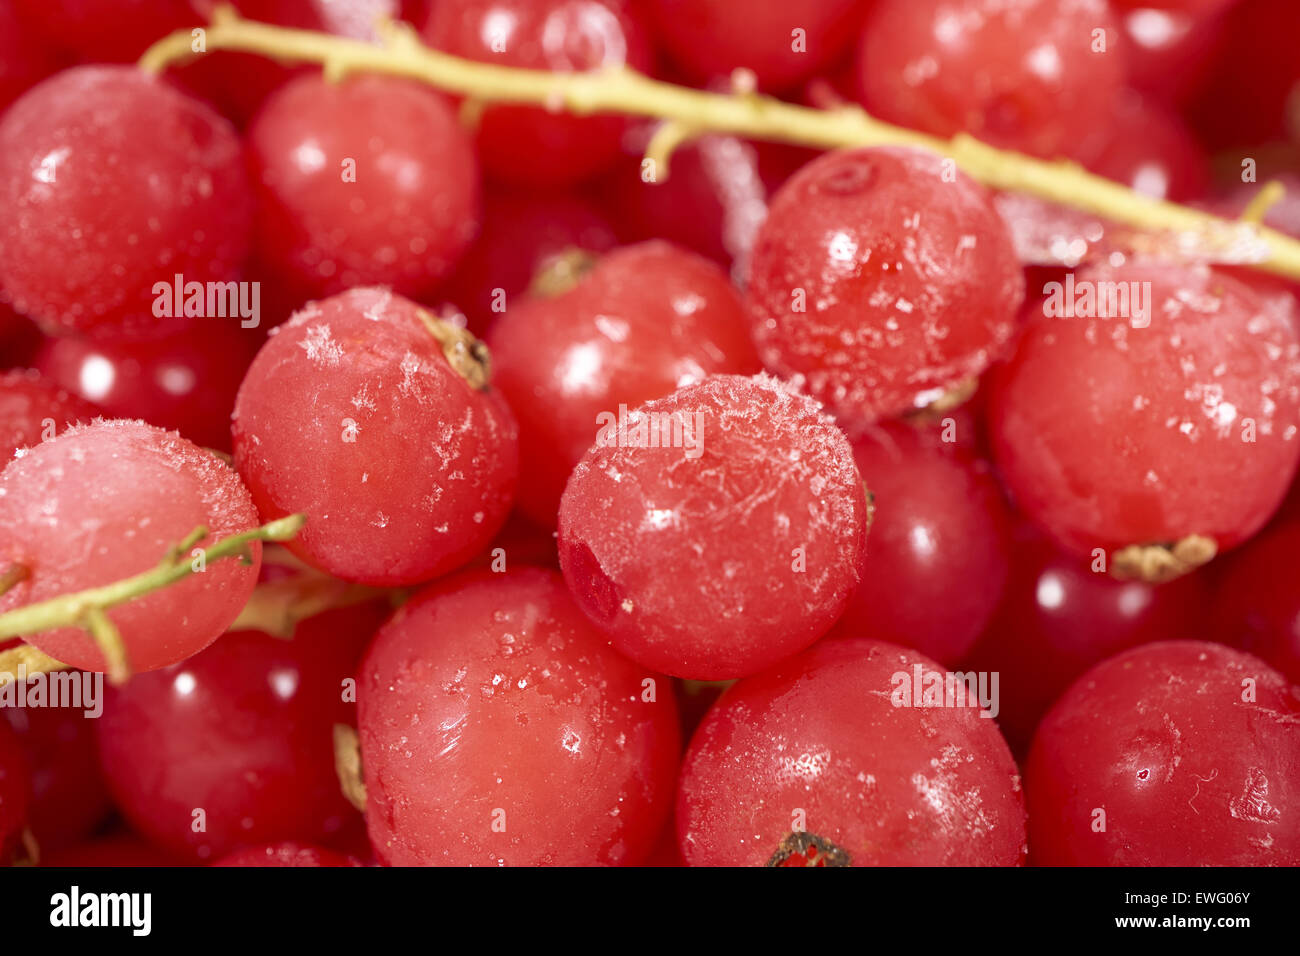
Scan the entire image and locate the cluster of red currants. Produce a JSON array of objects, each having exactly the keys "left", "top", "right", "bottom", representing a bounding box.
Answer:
[{"left": 0, "top": 0, "right": 1299, "bottom": 869}]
